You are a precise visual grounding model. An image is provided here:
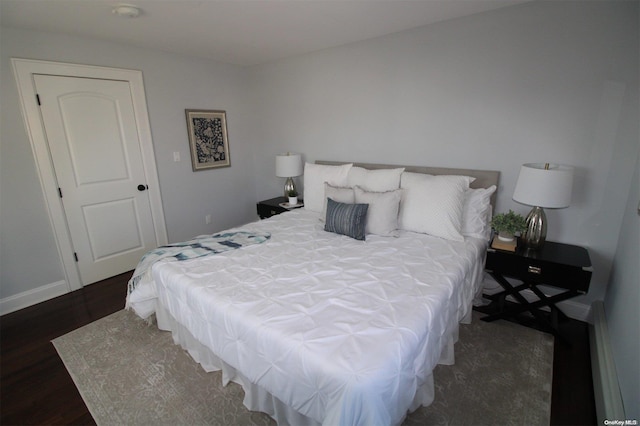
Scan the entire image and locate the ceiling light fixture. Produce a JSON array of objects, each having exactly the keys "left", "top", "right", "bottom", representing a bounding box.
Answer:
[{"left": 112, "top": 4, "right": 141, "bottom": 18}]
